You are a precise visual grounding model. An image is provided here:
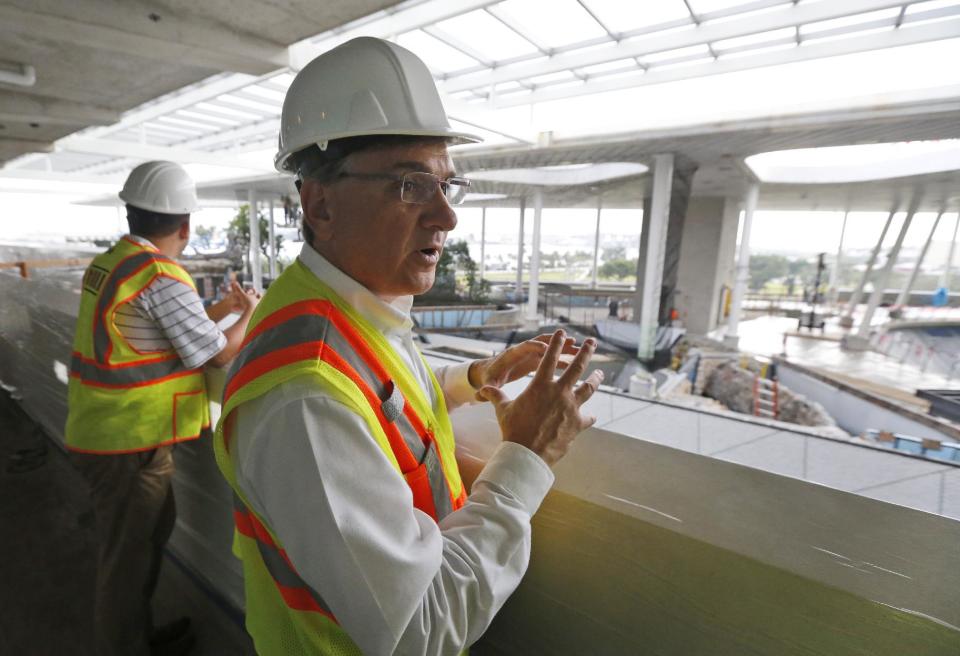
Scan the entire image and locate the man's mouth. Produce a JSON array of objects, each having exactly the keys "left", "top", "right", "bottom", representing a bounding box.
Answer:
[{"left": 414, "top": 247, "right": 441, "bottom": 265}]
